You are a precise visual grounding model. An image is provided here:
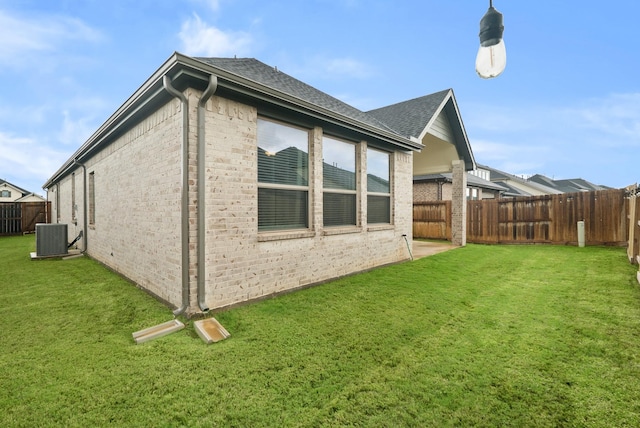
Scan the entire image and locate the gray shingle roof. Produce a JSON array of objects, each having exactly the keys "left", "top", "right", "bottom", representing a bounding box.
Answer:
[
  {"left": 529, "top": 174, "right": 608, "bottom": 193},
  {"left": 366, "top": 89, "right": 450, "bottom": 138},
  {"left": 414, "top": 172, "right": 509, "bottom": 192},
  {"left": 0, "top": 179, "right": 30, "bottom": 196},
  {"left": 195, "top": 57, "right": 399, "bottom": 135}
]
